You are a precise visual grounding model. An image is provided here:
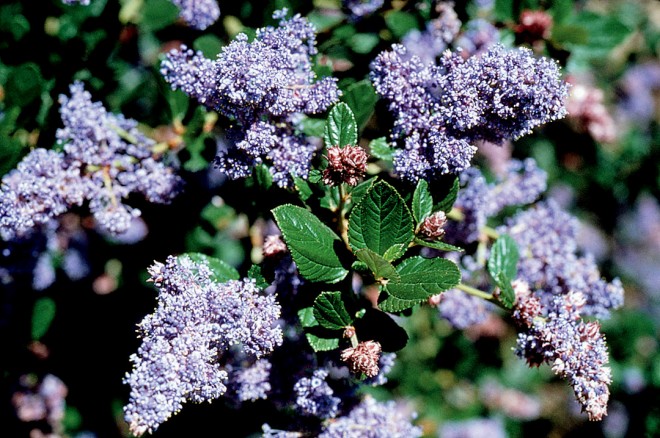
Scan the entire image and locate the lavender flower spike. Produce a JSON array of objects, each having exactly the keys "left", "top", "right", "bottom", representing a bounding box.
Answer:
[
  {"left": 171, "top": 0, "right": 220, "bottom": 30},
  {"left": 124, "top": 255, "right": 283, "bottom": 435}
]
